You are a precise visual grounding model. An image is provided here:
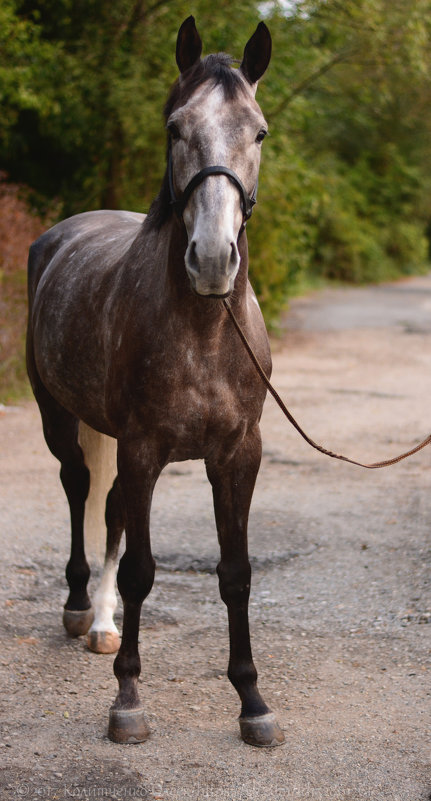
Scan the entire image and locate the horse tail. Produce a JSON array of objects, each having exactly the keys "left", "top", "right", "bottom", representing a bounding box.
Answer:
[{"left": 78, "top": 422, "right": 117, "bottom": 565}]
